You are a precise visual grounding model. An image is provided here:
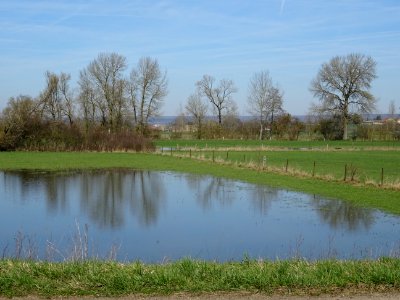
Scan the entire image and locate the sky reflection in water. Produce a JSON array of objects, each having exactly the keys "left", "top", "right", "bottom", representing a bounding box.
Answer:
[{"left": 0, "top": 170, "right": 399, "bottom": 262}]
